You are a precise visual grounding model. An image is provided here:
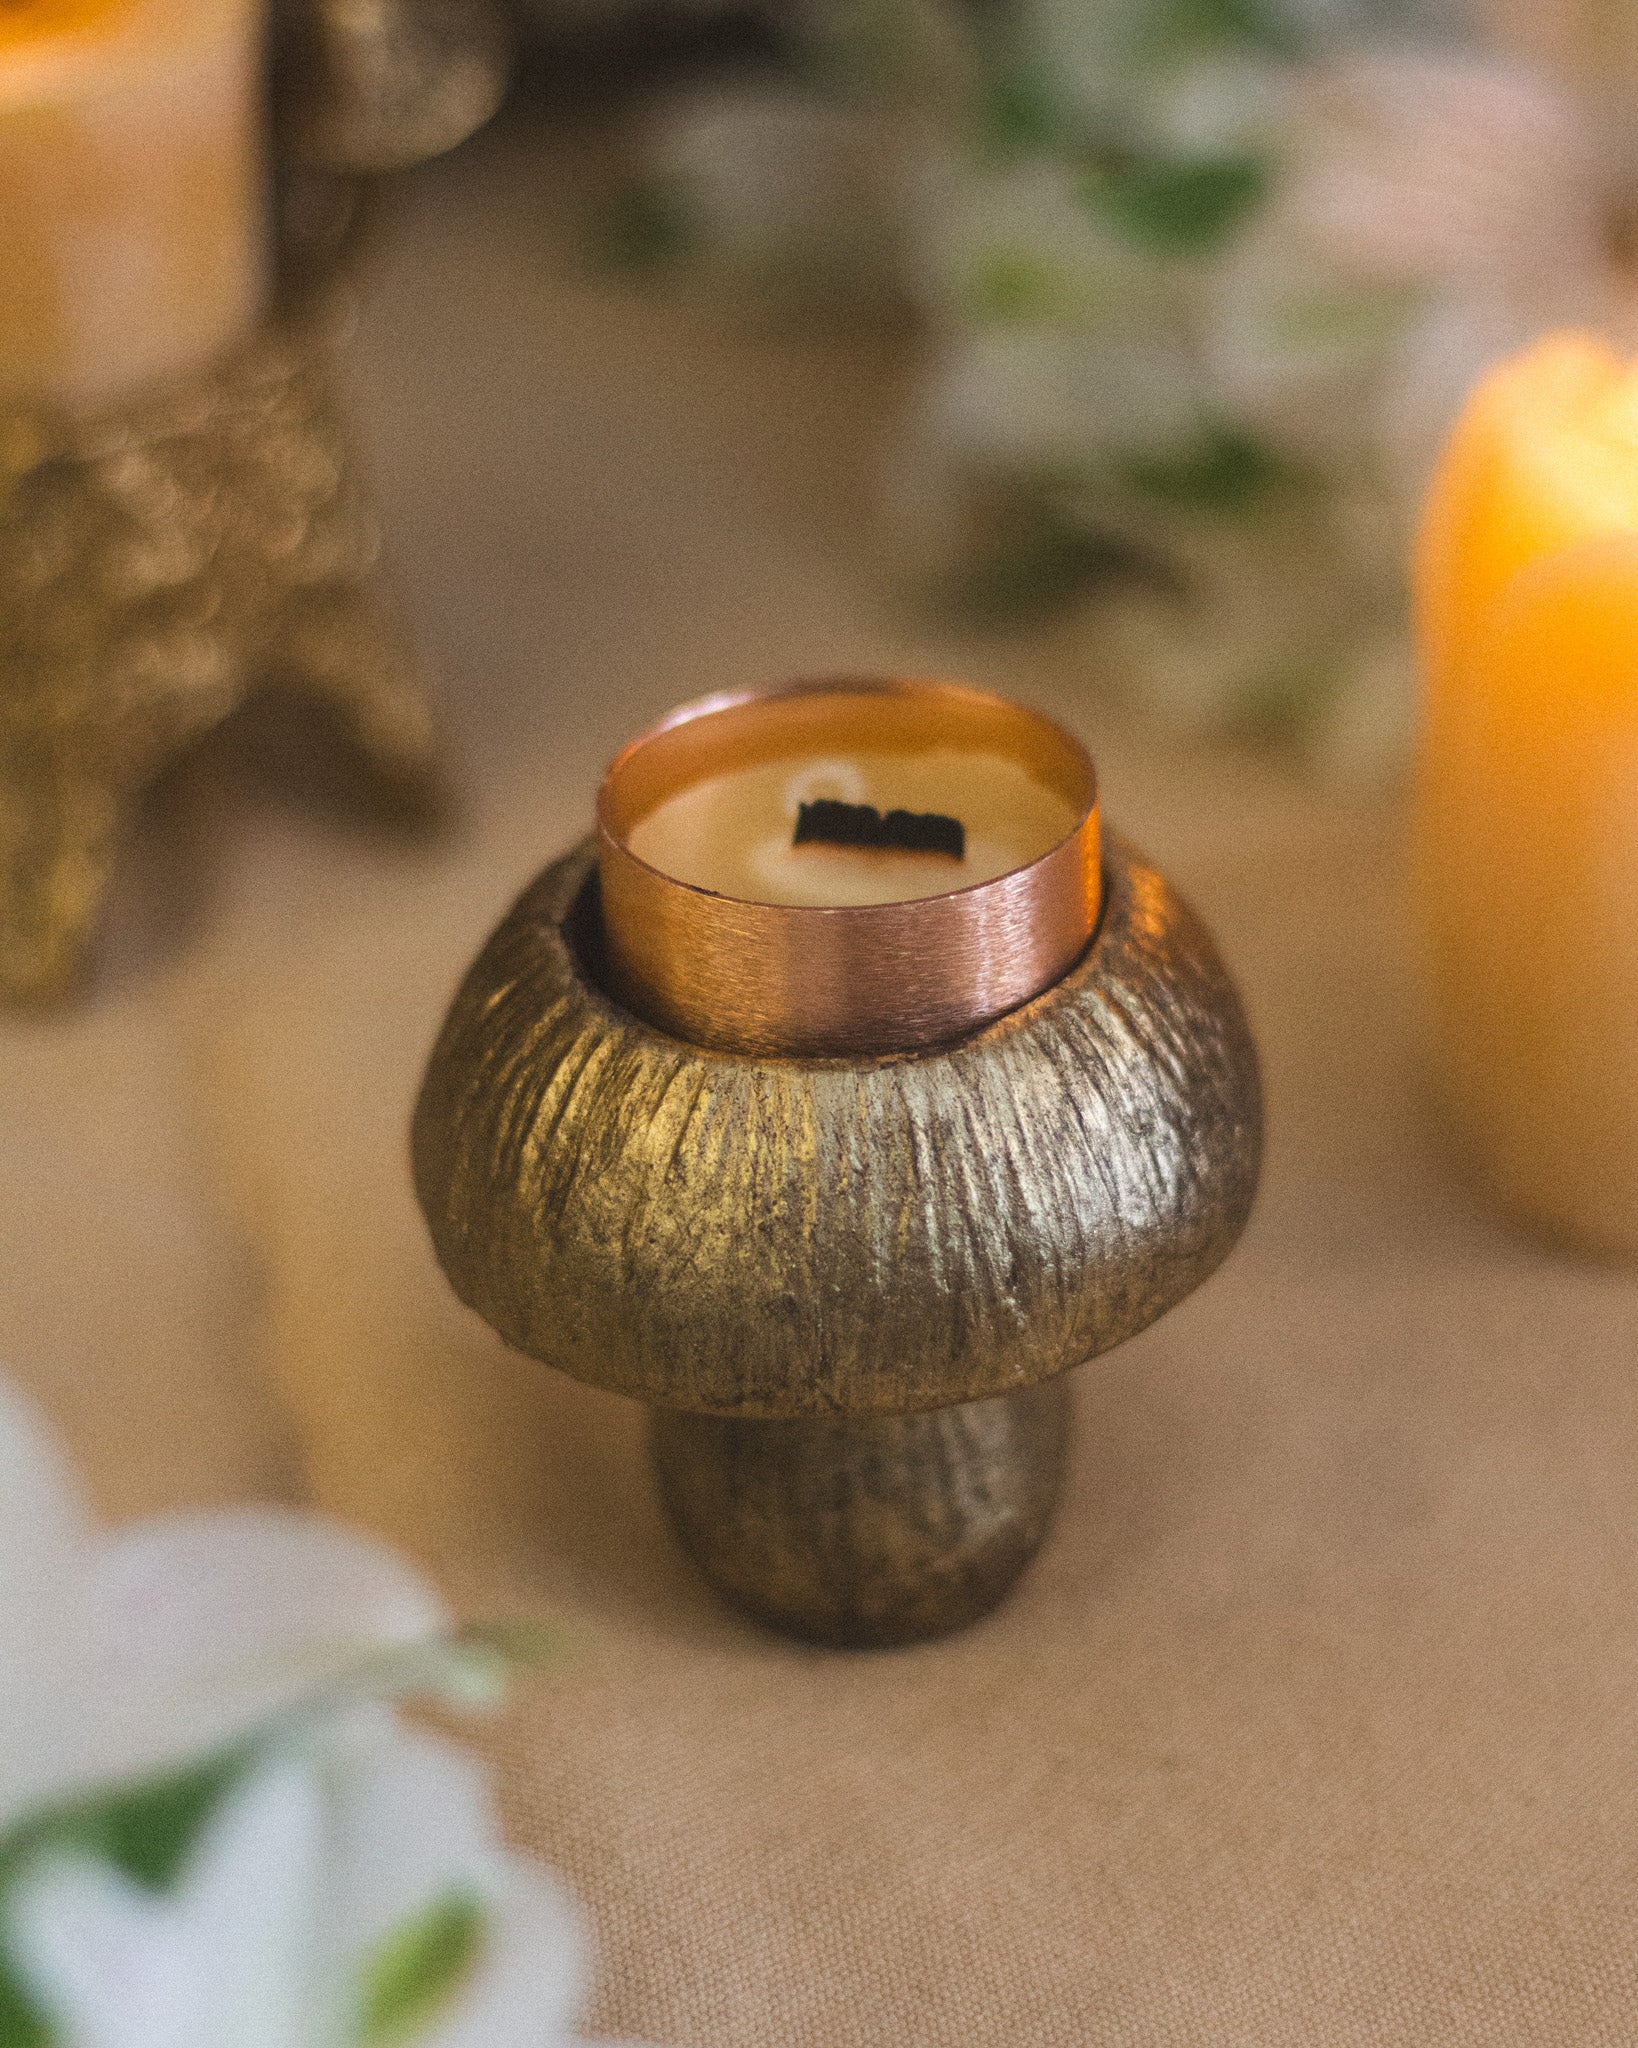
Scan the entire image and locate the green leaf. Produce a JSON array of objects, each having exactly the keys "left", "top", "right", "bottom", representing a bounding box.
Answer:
[
  {"left": 458, "top": 1619, "right": 564, "bottom": 1670},
  {"left": 0, "top": 1952, "right": 50, "bottom": 2048},
  {"left": 968, "top": 249, "right": 1061, "bottom": 322},
  {"left": 1119, "top": 426, "right": 1293, "bottom": 512},
  {"left": 0, "top": 1747, "right": 253, "bottom": 1899},
  {"left": 979, "top": 69, "right": 1059, "bottom": 159},
  {"left": 1083, "top": 152, "right": 1268, "bottom": 254},
  {"left": 359, "top": 1892, "right": 488, "bottom": 2047},
  {"left": 597, "top": 180, "right": 693, "bottom": 273},
  {"left": 1231, "top": 654, "right": 1334, "bottom": 746},
  {"left": 1138, "top": 0, "right": 1306, "bottom": 64},
  {"left": 949, "top": 502, "right": 1159, "bottom": 624},
  {"left": 59, "top": 1752, "right": 250, "bottom": 1892}
]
